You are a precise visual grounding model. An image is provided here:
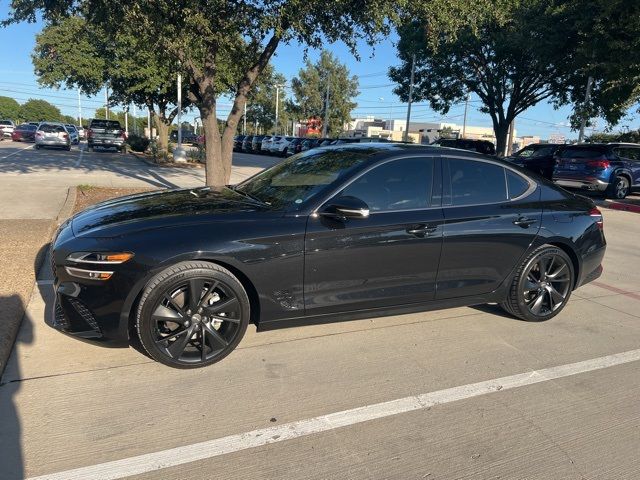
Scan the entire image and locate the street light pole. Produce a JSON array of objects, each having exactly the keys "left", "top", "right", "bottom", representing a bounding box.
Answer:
[
  {"left": 462, "top": 93, "right": 469, "bottom": 139},
  {"left": 177, "top": 71, "right": 182, "bottom": 148},
  {"left": 403, "top": 53, "right": 416, "bottom": 143},
  {"left": 275, "top": 85, "right": 280, "bottom": 135},
  {"left": 322, "top": 85, "right": 330, "bottom": 138},
  {"left": 77, "top": 89, "right": 83, "bottom": 127},
  {"left": 578, "top": 76, "right": 594, "bottom": 143},
  {"left": 105, "top": 86, "right": 109, "bottom": 120},
  {"left": 243, "top": 103, "right": 247, "bottom": 135}
]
